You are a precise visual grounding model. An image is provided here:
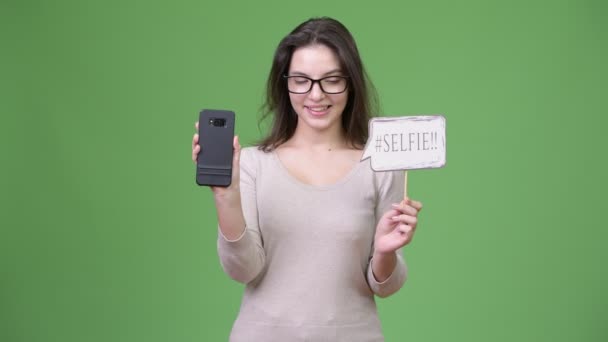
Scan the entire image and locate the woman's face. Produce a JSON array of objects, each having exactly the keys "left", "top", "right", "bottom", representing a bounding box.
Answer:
[{"left": 287, "top": 44, "right": 348, "bottom": 135}]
